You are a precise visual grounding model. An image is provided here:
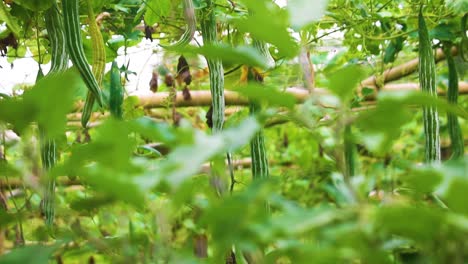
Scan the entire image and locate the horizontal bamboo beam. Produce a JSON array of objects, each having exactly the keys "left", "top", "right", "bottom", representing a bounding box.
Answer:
[
  {"left": 127, "top": 82, "right": 468, "bottom": 108},
  {"left": 0, "top": 158, "right": 290, "bottom": 190},
  {"left": 362, "top": 82, "right": 468, "bottom": 101},
  {"left": 136, "top": 88, "right": 312, "bottom": 108},
  {"left": 360, "top": 47, "right": 458, "bottom": 88}
]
